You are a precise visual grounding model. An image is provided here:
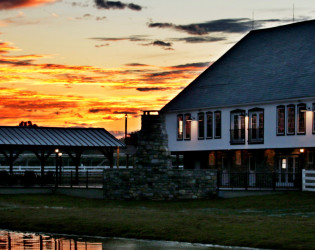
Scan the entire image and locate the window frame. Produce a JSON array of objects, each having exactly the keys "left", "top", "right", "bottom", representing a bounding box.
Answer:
[
  {"left": 177, "top": 114, "right": 183, "bottom": 140},
  {"left": 276, "top": 105, "right": 285, "bottom": 136},
  {"left": 230, "top": 109, "right": 245, "bottom": 145},
  {"left": 198, "top": 112, "right": 205, "bottom": 140},
  {"left": 206, "top": 111, "right": 213, "bottom": 139},
  {"left": 214, "top": 111, "right": 221, "bottom": 139},
  {"left": 248, "top": 108, "right": 264, "bottom": 144},
  {"left": 297, "top": 103, "right": 306, "bottom": 135},
  {"left": 184, "top": 113, "right": 191, "bottom": 140},
  {"left": 287, "top": 104, "right": 295, "bottom": 135}
]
